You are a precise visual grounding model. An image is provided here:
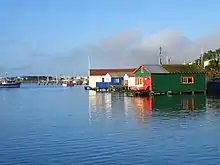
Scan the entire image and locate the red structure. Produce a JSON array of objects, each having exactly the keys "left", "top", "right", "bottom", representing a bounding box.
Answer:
[
  {"left": 130, "top": 76, "right": 152, "bottom": 91},
  {"left": 88, "top": 68, "right": 136, "bottom": 76}
]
